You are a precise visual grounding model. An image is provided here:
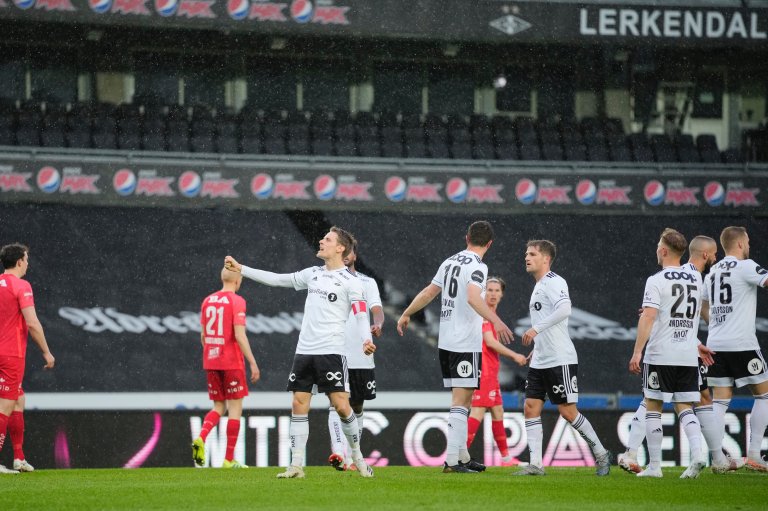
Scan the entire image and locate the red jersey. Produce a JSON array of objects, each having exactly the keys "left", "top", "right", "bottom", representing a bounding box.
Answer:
[
  {"left": 0, "top": 273, "right": 34, "bottom": 359},
  {"left": 480, "top": 320, "right": 500, "bottom": 382},
  {"left": 200, "top": 291, "right": 247, "bottom": 371}
]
